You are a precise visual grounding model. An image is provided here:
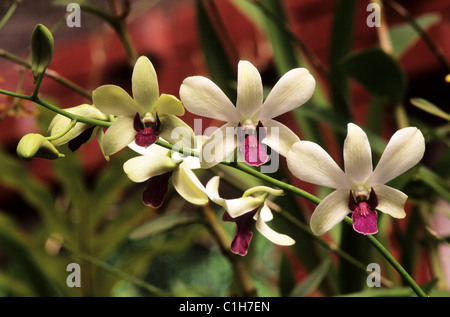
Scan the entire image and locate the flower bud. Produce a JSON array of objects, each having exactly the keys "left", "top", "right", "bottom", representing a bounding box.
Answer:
[
  {"left": 17, "top": 133, "right": 65, "bottom": 161},
  {"left": 31, "top": 24, "right": 54, "bottom": 83}
]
